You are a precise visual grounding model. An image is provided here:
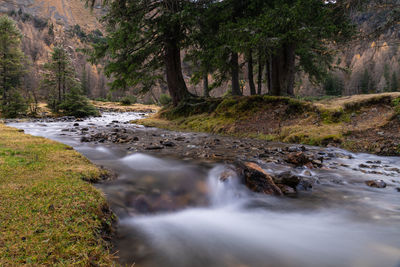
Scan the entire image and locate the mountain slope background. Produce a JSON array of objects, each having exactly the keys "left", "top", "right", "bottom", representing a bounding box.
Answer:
[
  {"left": 0, "top": 0, "right": 398, "bottom": 100},
  {"left": 0, "top": 0, "right": 111, "bottom": 100}
]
